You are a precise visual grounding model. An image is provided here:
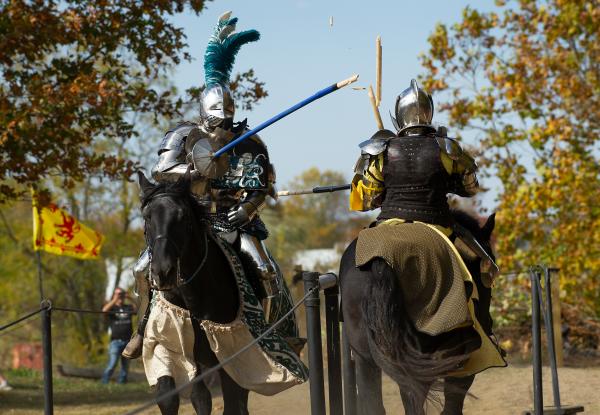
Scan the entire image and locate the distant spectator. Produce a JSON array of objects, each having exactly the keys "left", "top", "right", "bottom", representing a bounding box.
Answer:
[
  {"left": 0, "top": 371, "right": 12, "bottom": 391},
  {"left": 101, "top": 287, "right": 136, "bottom": 384}
]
